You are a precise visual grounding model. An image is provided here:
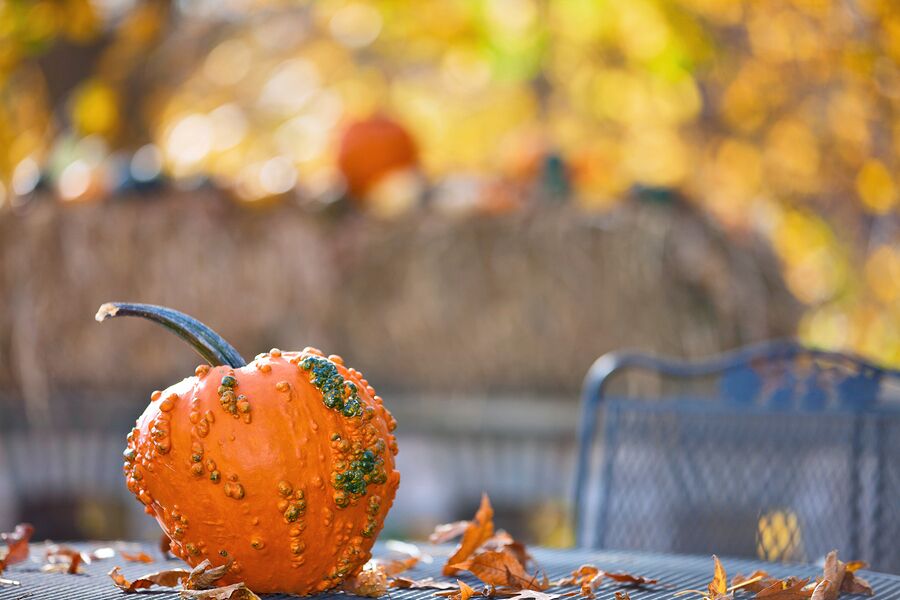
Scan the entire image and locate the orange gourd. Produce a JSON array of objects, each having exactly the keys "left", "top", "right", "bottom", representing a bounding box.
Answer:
[{"left": 96, "top": 303, "right": 400, "bottom": 595}]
